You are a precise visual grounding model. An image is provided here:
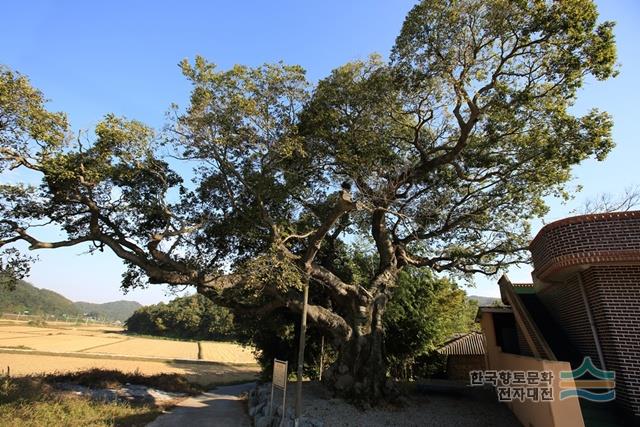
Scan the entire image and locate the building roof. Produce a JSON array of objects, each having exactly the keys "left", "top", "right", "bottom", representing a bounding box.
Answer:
[
  {"left": 529, "top": 210, "right": 640, "bottom": 281},
  {"left": 529, "top": 210, "right": 640, "bottom": 249},
  {"left": 512, "top": 282, "right": 534, "bottom": 288},
  {"left": 475, "top": 305, "right": 513, "bottom": 322},
  {"left": 437, "top": 331, "right": 486, "bottom": 356},
  {"left": 500, "top": 281, "right": 535, "bottom": 303}
]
